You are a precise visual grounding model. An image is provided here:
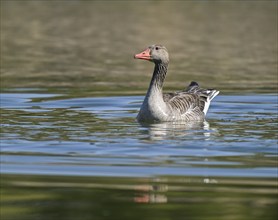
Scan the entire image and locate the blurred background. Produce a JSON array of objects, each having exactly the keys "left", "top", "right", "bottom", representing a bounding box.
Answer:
[{"left": 1, "top": 1, "right": 277, "bottom": 94}]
